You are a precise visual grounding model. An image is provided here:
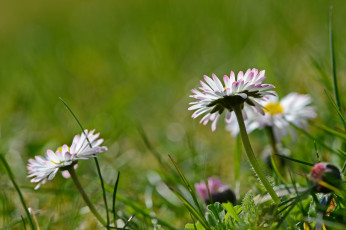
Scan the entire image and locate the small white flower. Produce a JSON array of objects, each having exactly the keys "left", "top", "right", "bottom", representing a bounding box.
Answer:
[
  {"left": 27, "top": 147, "right": 74, "bottom": 190},
  {"left": 27, "top": 129, "right": 107, "bottom": 189},
  {"left": 226, "top": 92, "right": 317, "bottom": 141},
  {"left": 188, "top": 69, "right": 276, "bottom": 131}
]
